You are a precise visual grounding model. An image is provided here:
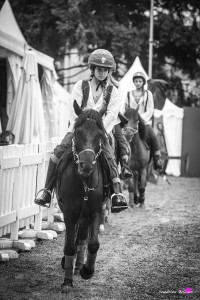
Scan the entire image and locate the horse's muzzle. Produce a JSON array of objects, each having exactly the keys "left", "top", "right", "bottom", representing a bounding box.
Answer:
[
  {"left": 125, "top": 132, "right": 133, "bottom": 143},
  {"left": 78, "top": 162, "right": 94, "bottom": 177}
]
